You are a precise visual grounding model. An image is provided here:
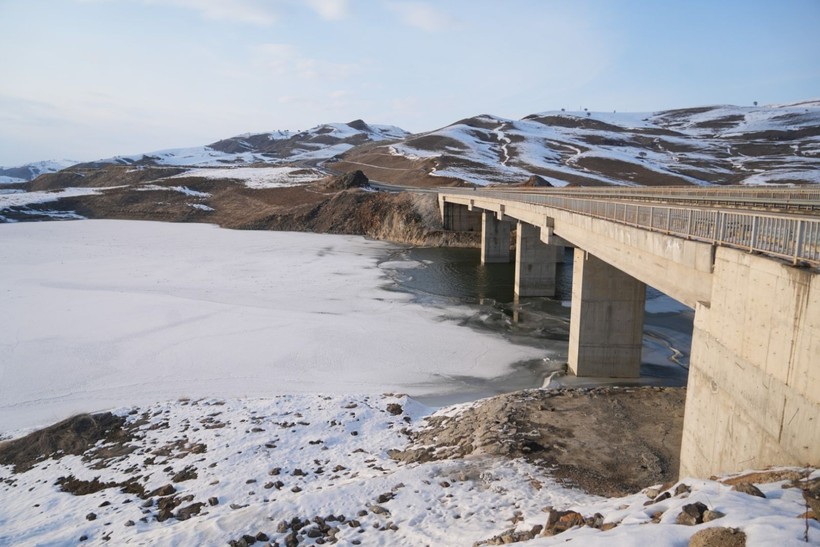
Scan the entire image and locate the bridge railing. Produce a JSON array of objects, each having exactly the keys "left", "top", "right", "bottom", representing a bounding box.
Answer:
[
  {"left": 495, "top": 186, "right": 820, "bottom": 201},
  {"left": 440, "top": 189, "right": 820, "bottom": 266},
  {"left": 488, "top": 186, "right": 820, "bottom": 211}
]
